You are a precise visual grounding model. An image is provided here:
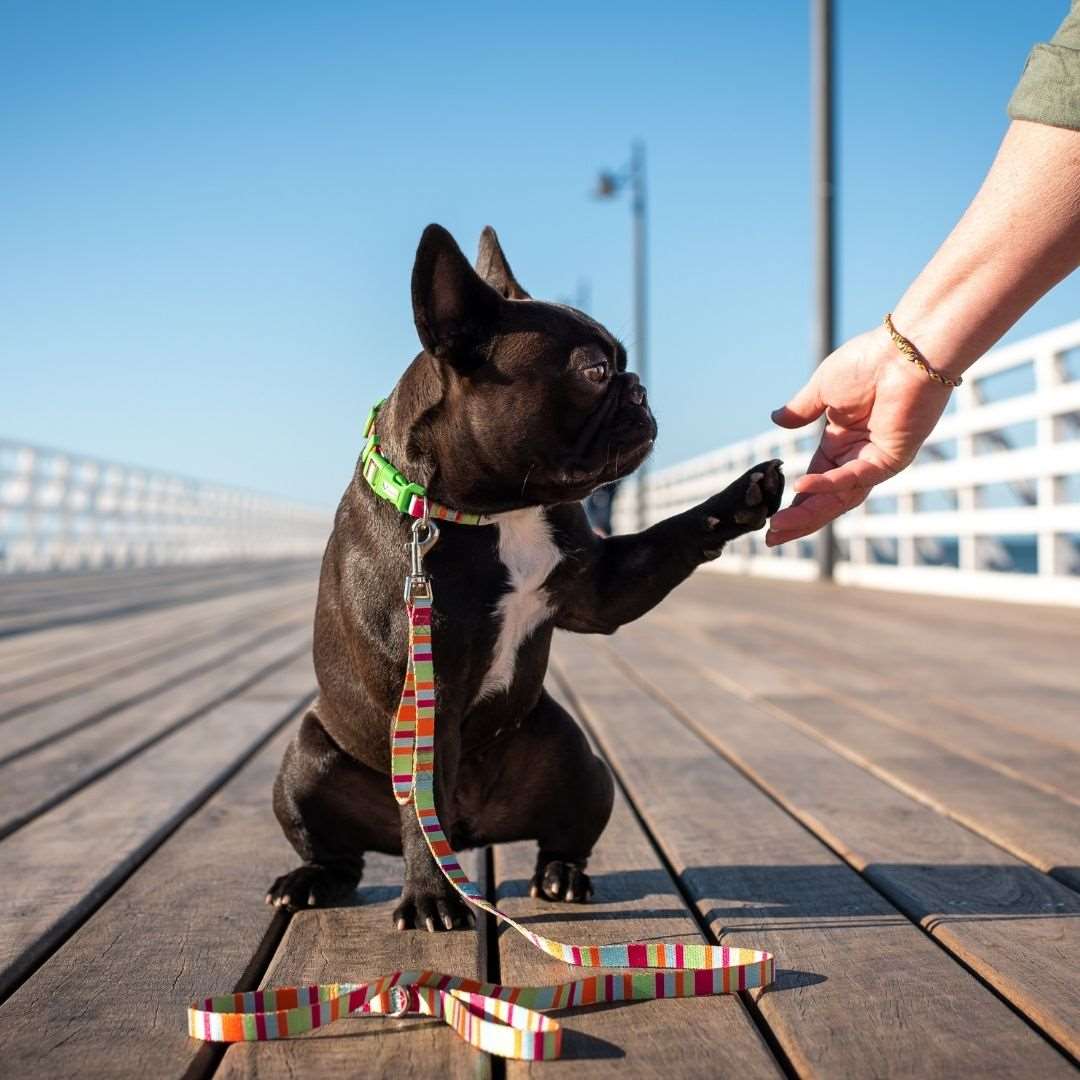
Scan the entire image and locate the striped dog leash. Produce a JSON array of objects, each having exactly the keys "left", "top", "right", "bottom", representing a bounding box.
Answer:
[{"left": 187, "top": 405, "right": 775, "bottom": 1061}]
